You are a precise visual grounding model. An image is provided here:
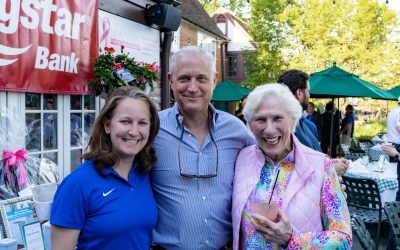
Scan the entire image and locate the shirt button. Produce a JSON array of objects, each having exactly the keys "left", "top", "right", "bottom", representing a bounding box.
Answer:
[
  {"left": 205, "top": 240, "right": 209, "bottom": 244},
  {"left": 202, "top": 196, "right": 206, "bottom": 200},
  {"left": 204, "top": 219, "right": 208, "bottom": 223},
  {"left": 131, "top": 188, "right": 134, "bottom": 191}
]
